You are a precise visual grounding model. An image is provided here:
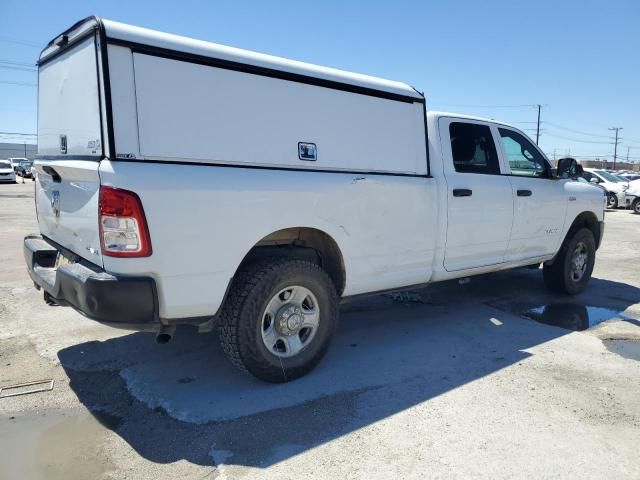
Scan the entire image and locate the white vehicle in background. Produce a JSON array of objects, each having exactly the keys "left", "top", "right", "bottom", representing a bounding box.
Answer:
[
  {"left": 620, "top": 173, "right": 640, "bottom": 182},
  {"left": 8, "top": 157, "right": 28, "bottom": 172},
  {"left": 0, "top": 160, "right": 17, "bottom": 183},
  {"left": 626, "top": 179, "right": 640, "bottom": 214},
  {"left": 582, "top": 168, "right": 629, "bottom": 209},
  {"left": 25, "top": 17, "right": 606, "bottom": 382}
]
